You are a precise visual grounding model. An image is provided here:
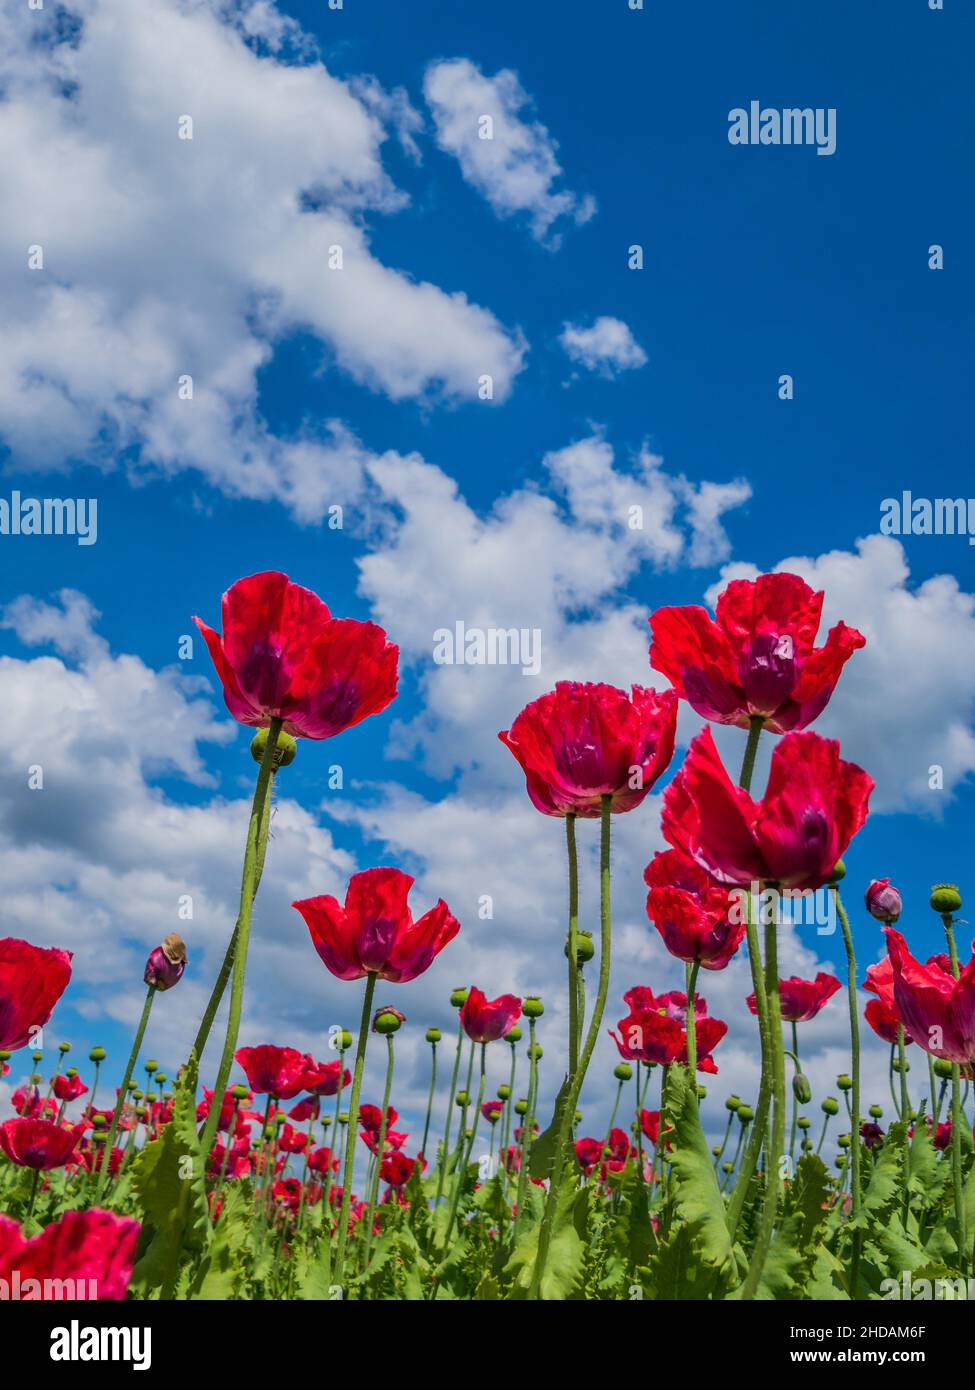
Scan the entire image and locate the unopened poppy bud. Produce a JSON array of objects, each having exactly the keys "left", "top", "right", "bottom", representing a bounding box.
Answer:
[
  {"left": 528, "top": 1043, "right": 543, "bottom": 1060},
  {"left": 338, "top": 1030, "right": 353, "bottom": 1051},
  {"left": 425, "top": 1027, "right": 441, "bottom": 1044},
  {"left": 250, "top": 726, "right": 297, "bottom": 768},
  {"left": 798, "top": 1116, "right": 811, "bottom": 1131},
  {"left": 144, "top": 934, "right": 186, "bottom": 991},
  {"left": 933, "top": 1058, "right": 954, "bottom": 1080},
  {"left": 930, "top": 883, "right": 962, "bottom": 915},
  {"left": 498, "top": 1084, "right": 511, "bottom": 1100},
  {"left": 450, "top": 987, "right": 469, "bottom": 1008},
  {"left": 456, "top": 1091, "right": 469, "bottom": 1107},
  {"left": 838, "top": 1133, "right": 851, "bottom": 1149},
  {"left": 868, "top": 1104, "right": 883, "bottom": 1119},
  {"left": 373, "top": 1007, "right": 405, "bottom": 1035},
  {"left": 514, "top": 1098, "right": 528, "bottom": 1116},
  {"left": 836, "top": 1073, "right": 852, "bottom": 1091},
  {"left": 725, "top": 1093, "right": 742, "bottom": 1112},
  {"left": 522, "top": 996, "right": 544, "bottom": 1019},
  {"left": 505, "top": 1025, "right": 522, "bottom": 1043},
  {"left": 737, "top": 1105, "right": 754, "bottom": 1124},
  {"left": 792, "top": 1073, "right": 812, "bottom": 1105},
  {"left": 58, "top": 1041, "right": 70, "bottom": 1054},
  {"left": 864, "top": 878, "right": 902, "bottom": 924},
  {"left": 89, "top": 1046, "right": 106, "bottom": 1062},
  {"left": 231, "top": 1084, "right": 249, "bottom": 1101},
  {"left": 613, "top": 1063, "right": 633, "bottom": 1082},
  {"left": 828, "top": 859, "right": 846, "bottom": 884},
  {"left": 822, "top": 1096, "right": 839, "bottom": 1115}
]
